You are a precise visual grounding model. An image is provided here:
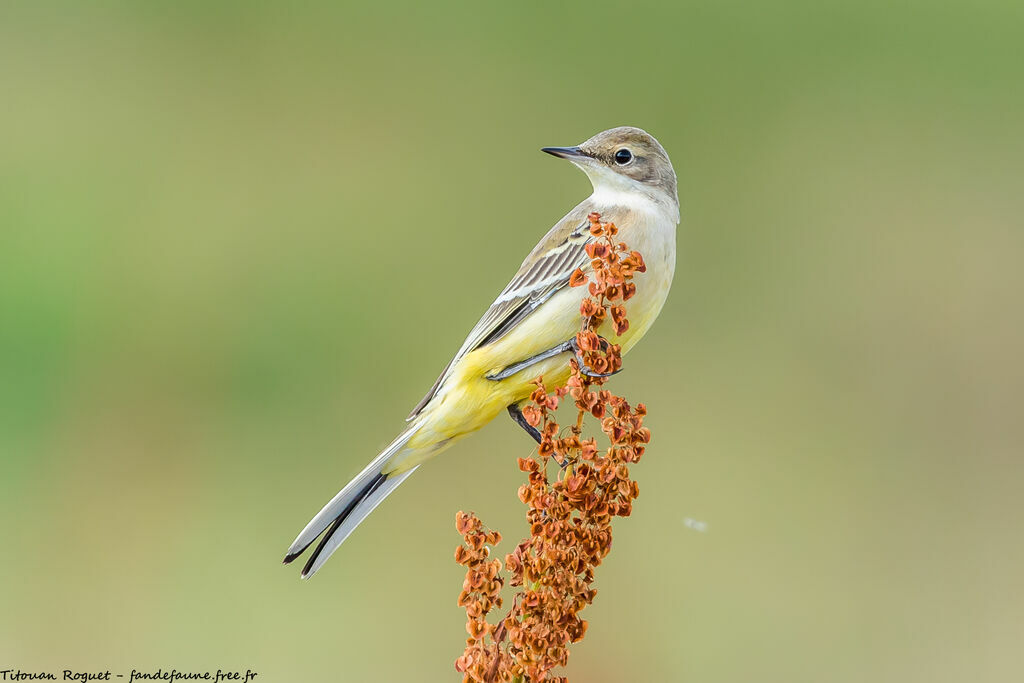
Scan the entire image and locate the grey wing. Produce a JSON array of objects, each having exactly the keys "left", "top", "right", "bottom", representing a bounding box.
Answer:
[{"left": 406, "top": 220, "right": 592, "bottom": 420}]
